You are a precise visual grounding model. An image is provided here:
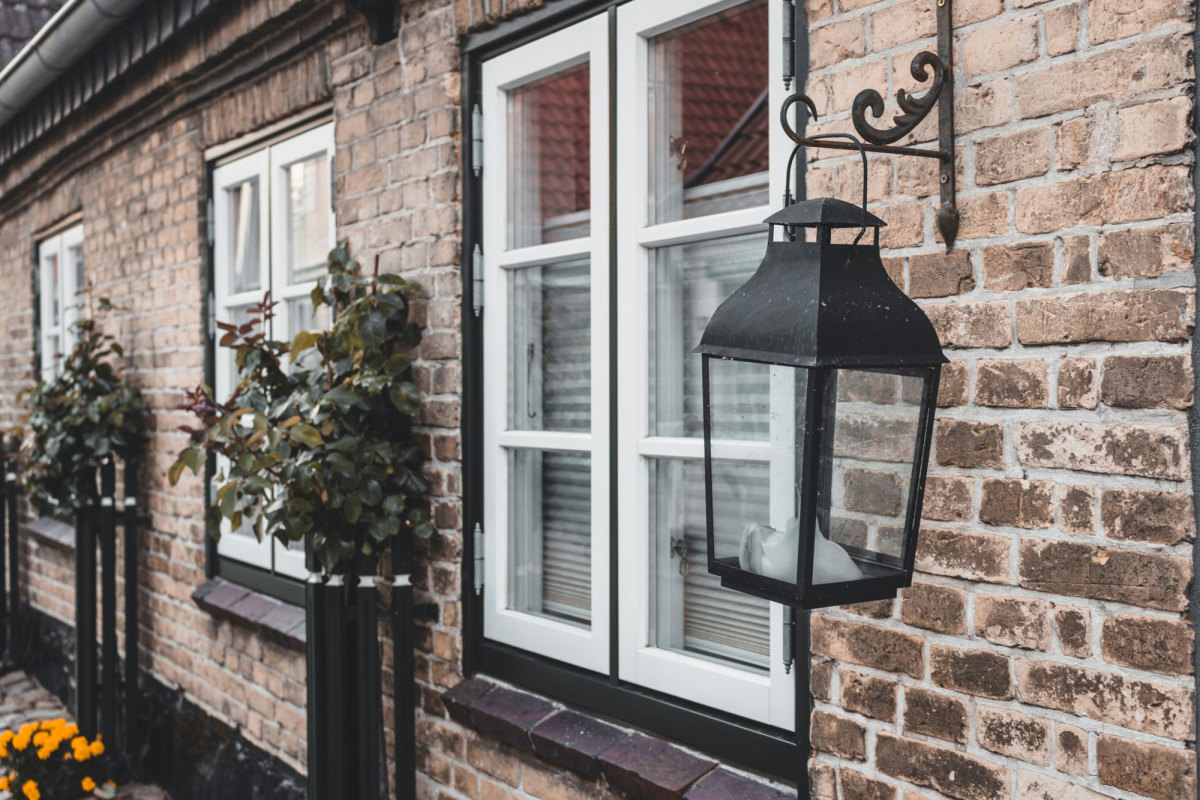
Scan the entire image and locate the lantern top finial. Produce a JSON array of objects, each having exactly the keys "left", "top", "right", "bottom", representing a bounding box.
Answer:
[{"left": 764, "top": 197, "right": 886, "bottom": 230}]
